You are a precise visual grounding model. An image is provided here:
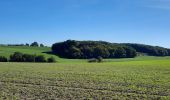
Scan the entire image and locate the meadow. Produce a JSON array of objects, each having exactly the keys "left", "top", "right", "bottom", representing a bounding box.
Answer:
[{"left": 0, "top": 46, "right": 170, "bottom": 99}]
